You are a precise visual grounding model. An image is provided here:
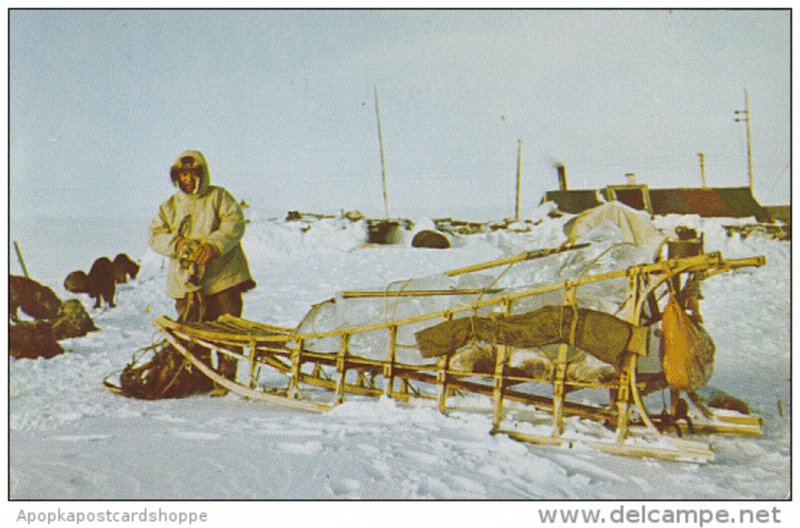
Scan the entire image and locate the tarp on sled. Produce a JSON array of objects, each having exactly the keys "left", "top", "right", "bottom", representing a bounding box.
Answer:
[
  {"left": 294, "top": 205, "right": 668, "bottom": 370},
  {"left": 564, "top": 202, "right": 666, "bottom": 260},
  {"left": 415, "top": 305, "right": 646, "bottom": 368}
]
